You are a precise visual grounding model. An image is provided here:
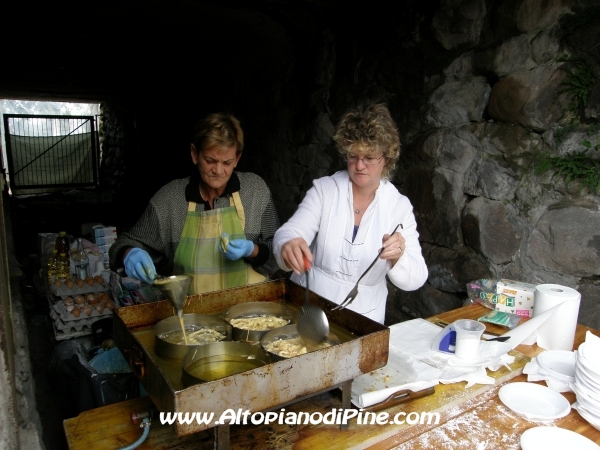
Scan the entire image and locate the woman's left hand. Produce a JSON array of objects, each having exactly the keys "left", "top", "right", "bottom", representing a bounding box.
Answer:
[
  {"left": 219, "top": 238, "right": 256, "bottom": 260},
  {"left": 380, "top": 231, "right": 406, "bottom": 263}
]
